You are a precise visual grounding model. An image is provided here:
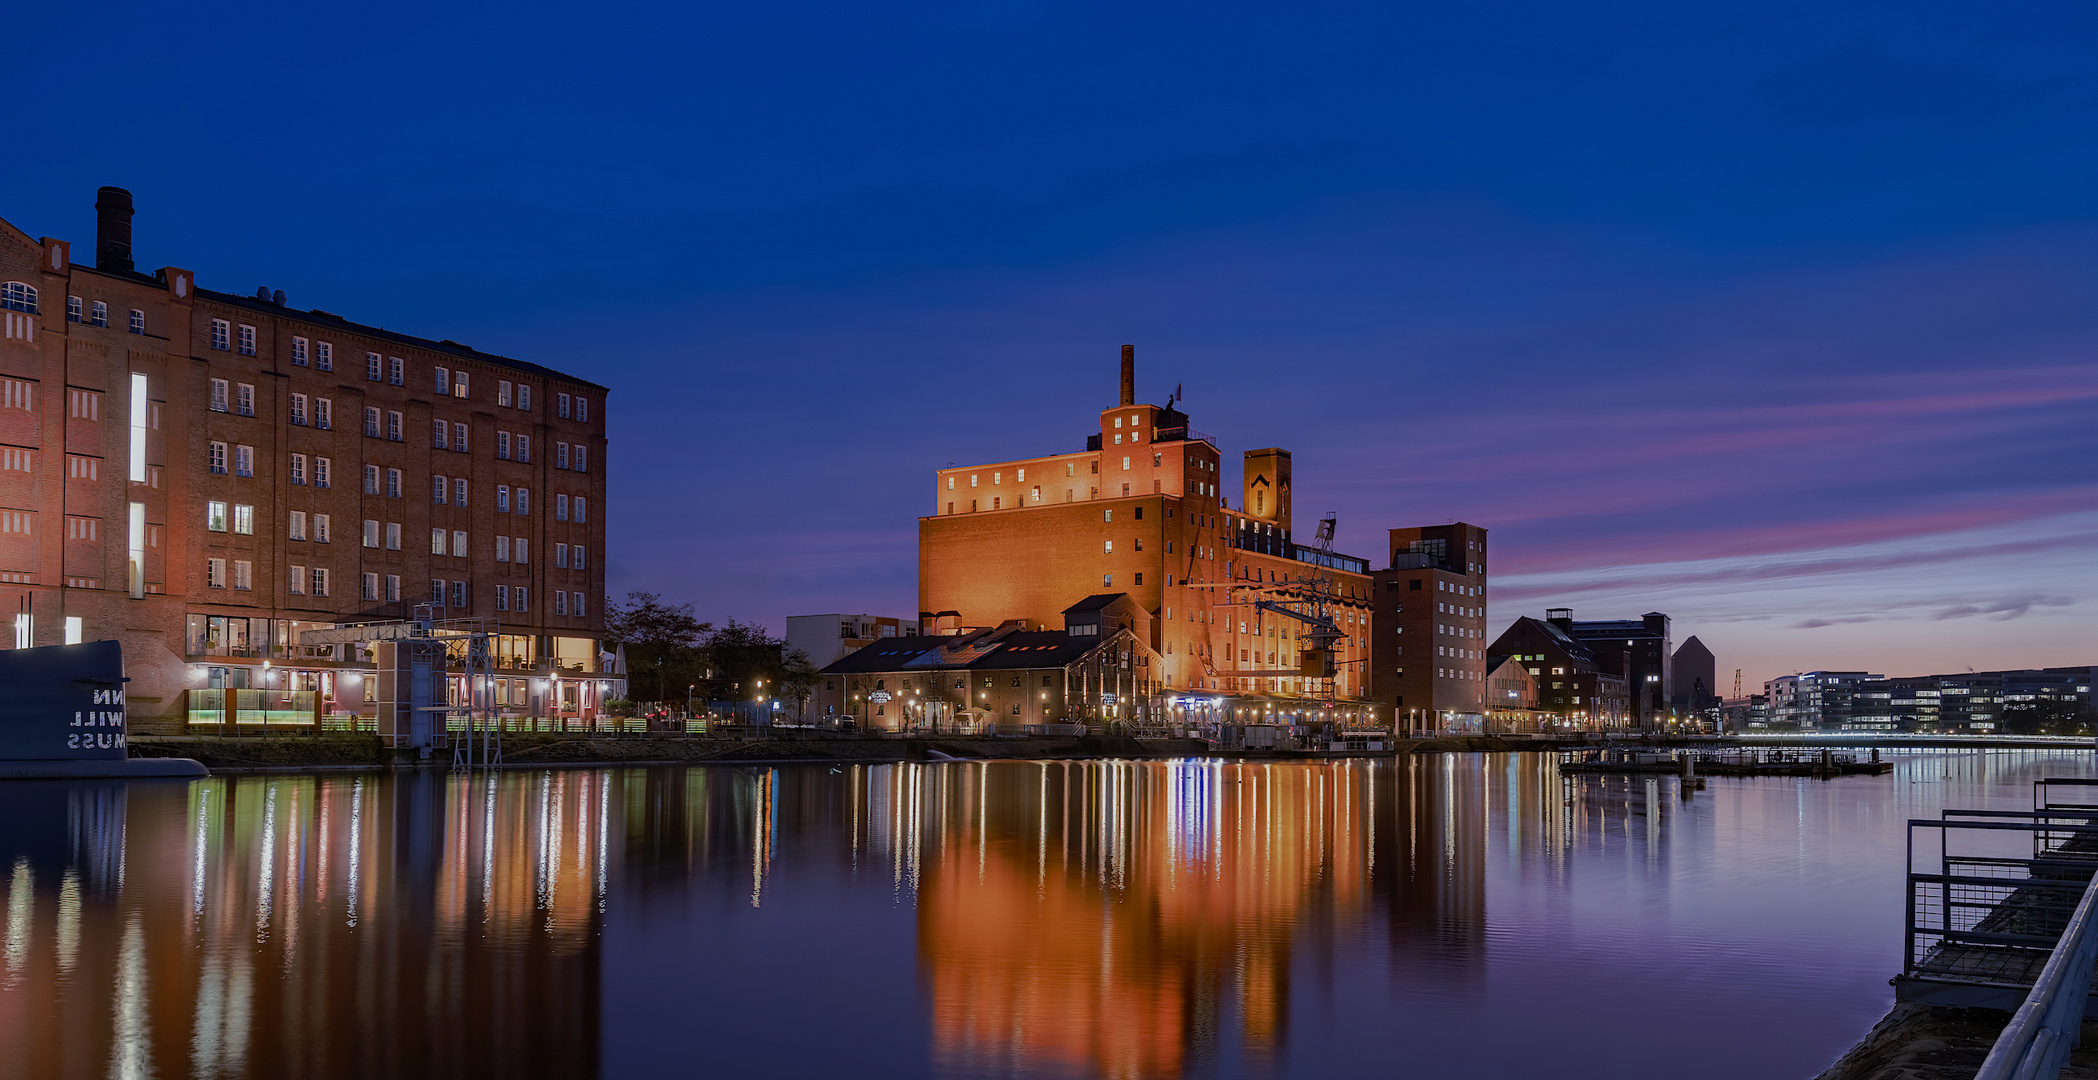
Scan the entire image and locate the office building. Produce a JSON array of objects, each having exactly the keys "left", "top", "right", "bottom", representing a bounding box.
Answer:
[
  {"left": 0, "top": 188, "right": 610, "bottom": 730},
  {"left": 916, "top": 347, "right": 1378, "bottom": 725},
  {"left": 1368, "top": 522, "right": 1489, "bottom": 731},
  {"left": 1764, "top": 671, "right": 1882, "bottom": 730},
  {"left": 1839, "top": 666, "right": 2095, "bottom": 734}
]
